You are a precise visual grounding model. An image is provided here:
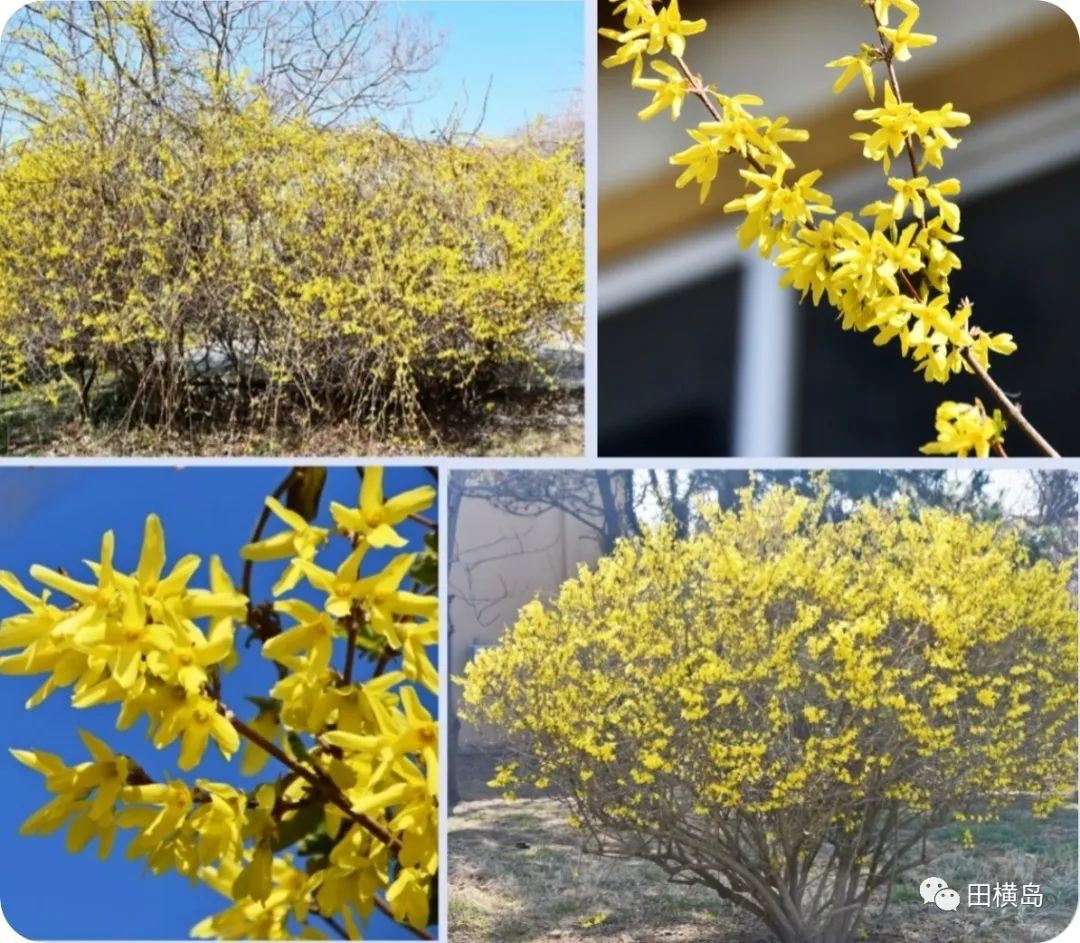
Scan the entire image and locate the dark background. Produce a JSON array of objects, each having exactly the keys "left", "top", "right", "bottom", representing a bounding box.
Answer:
[{"left": 599, "top": 159, "right": 1080, "bottom": 457}]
